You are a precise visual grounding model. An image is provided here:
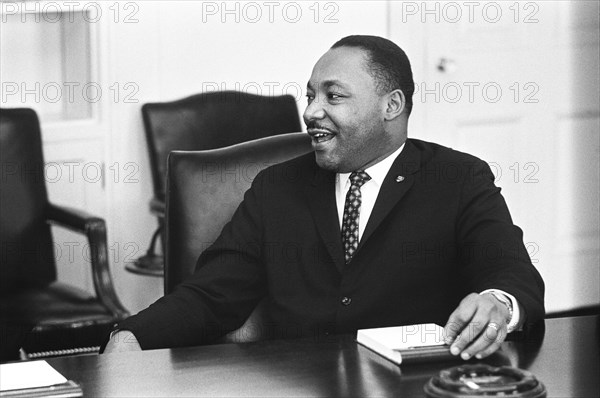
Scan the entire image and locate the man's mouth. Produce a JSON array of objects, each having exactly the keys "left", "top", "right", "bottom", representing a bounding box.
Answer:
[{"left": 308, "top": 129, "right": 336, "bottom": 144}]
